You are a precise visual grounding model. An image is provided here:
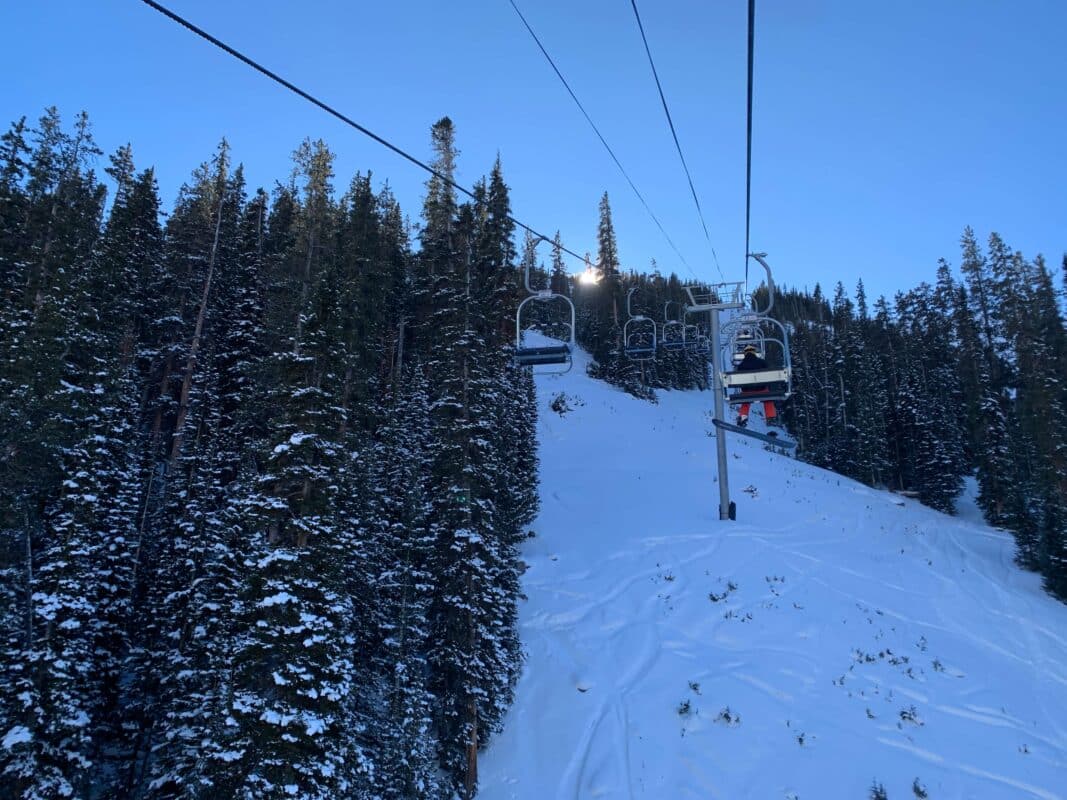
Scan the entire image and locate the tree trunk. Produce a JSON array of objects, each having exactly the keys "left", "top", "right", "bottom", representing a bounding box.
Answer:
[
  {"left": 22, "top": 506, "right": 33, "bottom": 646},
  {"left": 168, "top": 190, "right": 225, "bottom": 470},
  {"left": 464, "top": 698, "right": 478, "bottom": 799},
  {"left": 293, "top": 227, "right": 315, "bottom": 355}
]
